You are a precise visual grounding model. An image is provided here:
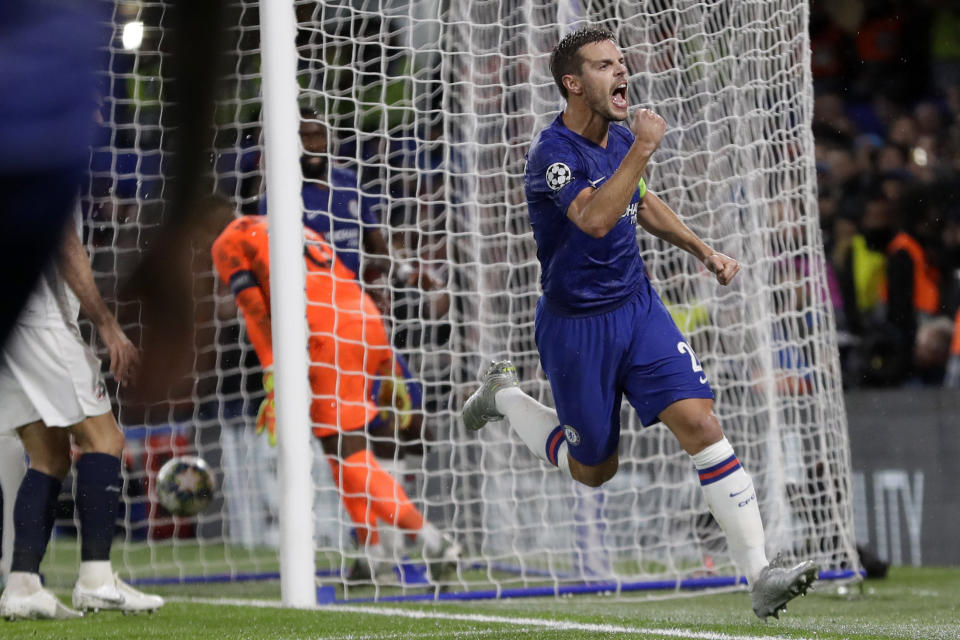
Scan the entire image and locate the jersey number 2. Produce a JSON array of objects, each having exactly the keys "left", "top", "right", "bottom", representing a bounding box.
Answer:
[{"left": 677, "top": 341, "right": 708, "bottom": 384}]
